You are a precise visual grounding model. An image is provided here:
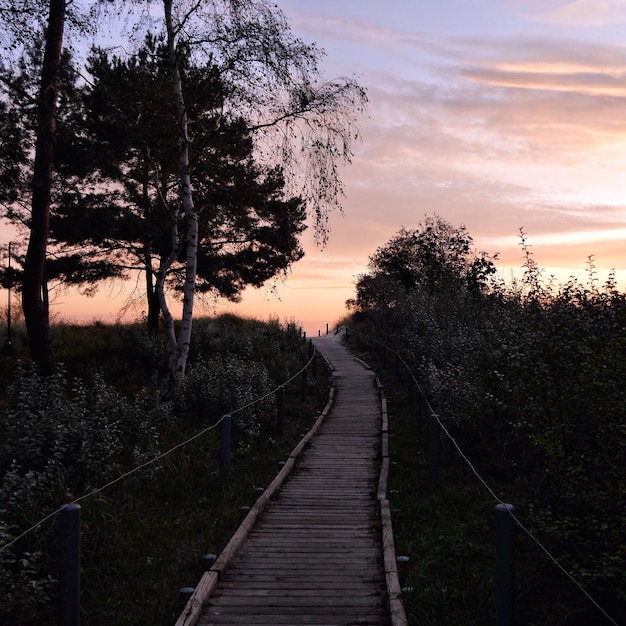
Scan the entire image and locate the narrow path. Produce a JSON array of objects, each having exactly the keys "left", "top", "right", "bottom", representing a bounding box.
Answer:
[{"left": 195, "top": 334, "right": 388, "bottom": 625}]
